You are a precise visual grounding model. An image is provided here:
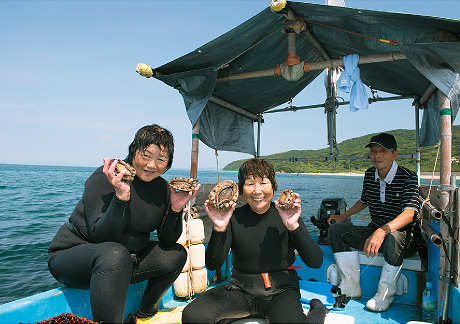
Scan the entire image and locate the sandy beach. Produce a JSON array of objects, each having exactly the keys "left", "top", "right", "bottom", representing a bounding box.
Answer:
[{"left": 287, "top": 172, "right": 460, "bottom": 179}]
